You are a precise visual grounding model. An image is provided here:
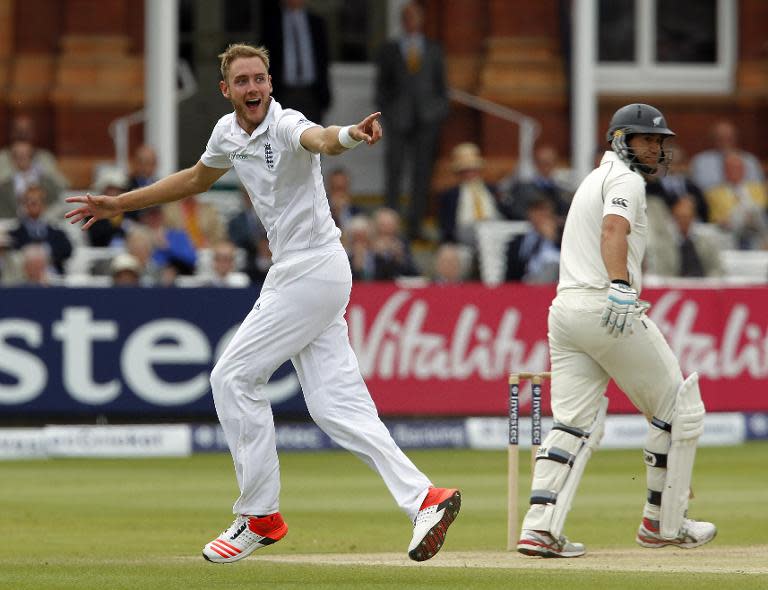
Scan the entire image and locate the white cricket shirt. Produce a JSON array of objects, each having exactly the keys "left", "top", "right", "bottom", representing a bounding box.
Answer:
[
  {"left": 557, "top": 150, "right": 648, "bottom": 294},
  {"left": 201, "top": 99, "right": 341, "bottom": 262}
]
